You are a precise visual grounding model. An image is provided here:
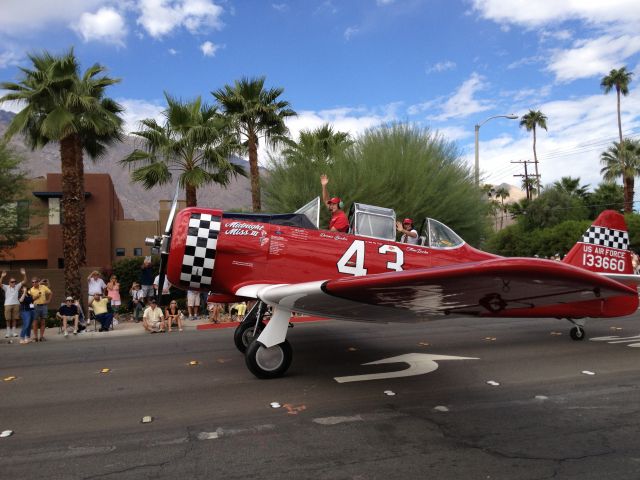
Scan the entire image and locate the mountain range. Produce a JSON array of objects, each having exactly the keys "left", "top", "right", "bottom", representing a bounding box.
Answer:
[{"left": 0, "top": 110, "right": 254, "bottom": 220}]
